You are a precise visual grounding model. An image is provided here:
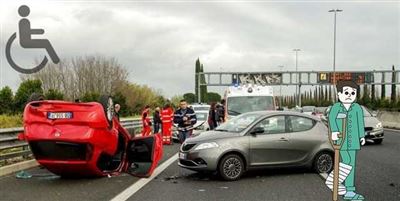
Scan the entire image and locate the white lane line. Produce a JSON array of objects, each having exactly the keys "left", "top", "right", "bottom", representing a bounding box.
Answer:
[
  {"left": 110, "top": 153, "right": 178, "bottom": 201},
  {"left": 384, "top": 128, "right": 400, "bottom": 133},
  {"left": 319, "top": 173, "right": 328, "bottom": 180}
]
